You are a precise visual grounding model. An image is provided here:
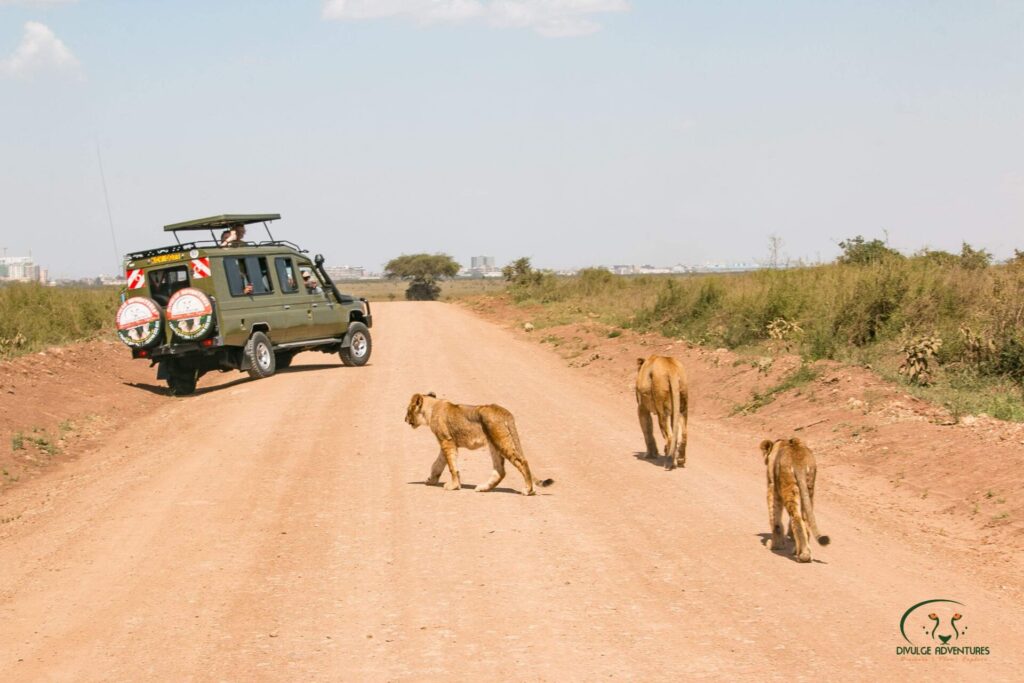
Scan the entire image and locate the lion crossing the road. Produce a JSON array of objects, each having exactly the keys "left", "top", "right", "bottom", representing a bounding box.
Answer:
[{"left": 405, "top": 393, "right": 554, "bottom": 496}]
